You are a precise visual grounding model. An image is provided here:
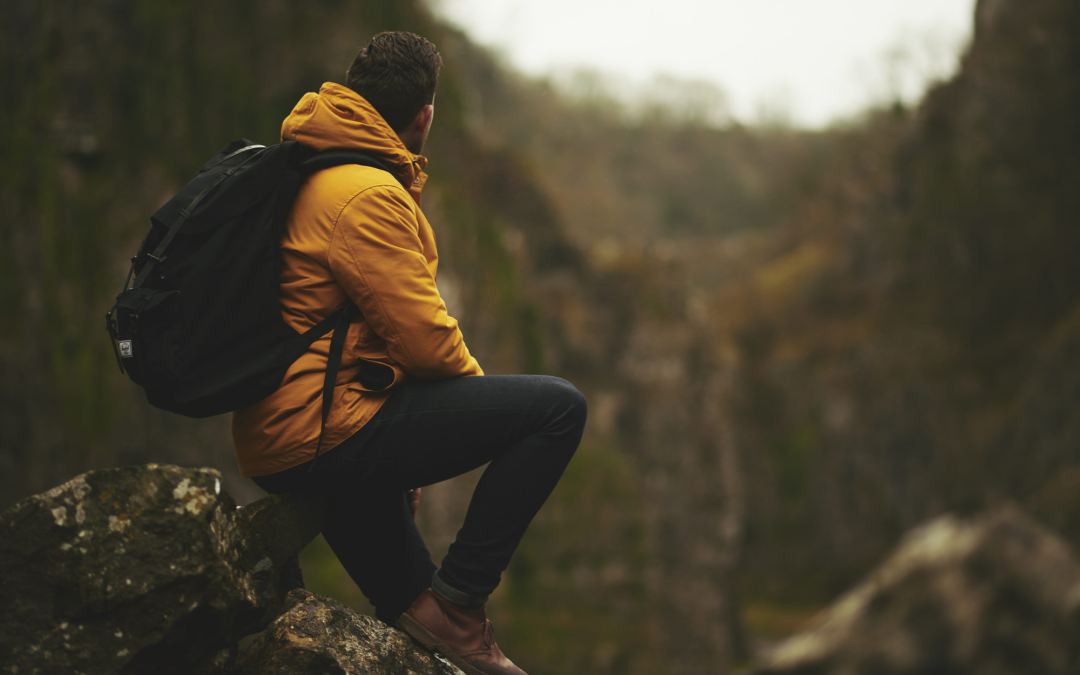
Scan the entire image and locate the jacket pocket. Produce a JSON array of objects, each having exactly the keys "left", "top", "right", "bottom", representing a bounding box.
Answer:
[{"left": 355, "top": 357, "right": 406, "bottom": 392}]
